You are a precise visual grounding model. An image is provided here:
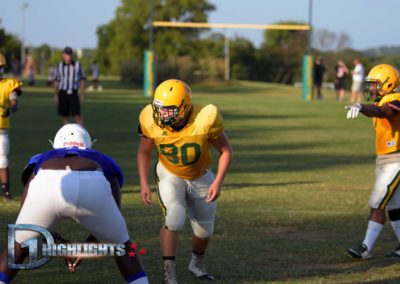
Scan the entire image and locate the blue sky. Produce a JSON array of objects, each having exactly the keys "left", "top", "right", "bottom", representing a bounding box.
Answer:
[{"left": 1, "top": 0, "right": 400, "bottom": 50}]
